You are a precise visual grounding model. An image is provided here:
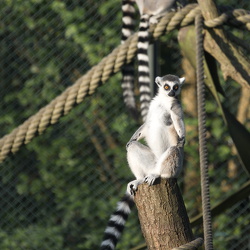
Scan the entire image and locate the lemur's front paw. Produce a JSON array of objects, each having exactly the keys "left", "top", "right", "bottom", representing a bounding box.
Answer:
[
  {"left": 144, "top": 174, "right": 160, "bottom": 186},
  {"left": 126, "top": 140, "right": 136, "bottom": 150},
  {"left": 127, "top": 180, "right": 143, "bottom": 195},
  {"left": 177, "top": 137, "right": 185, "bottom": 148}
]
